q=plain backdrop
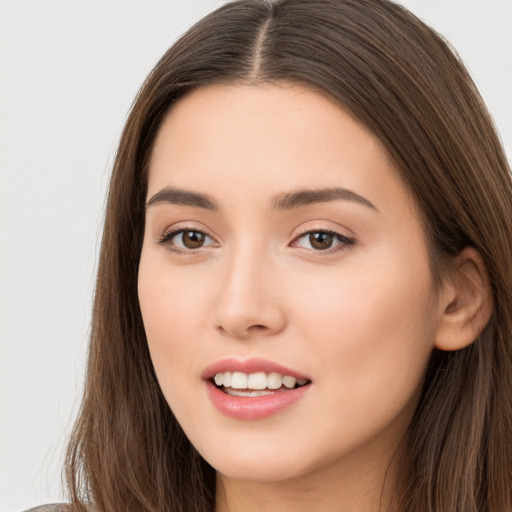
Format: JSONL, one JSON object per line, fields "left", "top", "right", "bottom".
{"left": 0, "top": 1, "right": 511, "bottom": 510}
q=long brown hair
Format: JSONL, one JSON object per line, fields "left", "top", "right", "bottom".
{"left": 65, "top": 1, "right": 512, "bottom": 510}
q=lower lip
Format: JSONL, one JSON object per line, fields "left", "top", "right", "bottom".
{"left": 205, "top": 381, "right": 310, "bottom": 420}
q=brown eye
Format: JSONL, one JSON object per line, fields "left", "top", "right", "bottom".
{"left": 309, "top": 232, "right": 334, "bottom": 250}
{"left": 181, "top": 230, "right": 206, "bottom": 249}
{"left": 293, "top": 229, "right": 355, "bottom": 253}
{"left": 158, "top": 228, "right": 217, "bottom": 253}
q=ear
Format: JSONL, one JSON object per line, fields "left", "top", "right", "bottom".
{"left": 434, "top": 247, "right": 493, "bottom": 351}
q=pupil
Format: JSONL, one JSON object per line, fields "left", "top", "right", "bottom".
{"left": 310, "top": 232, "right": 333, "bottom": 250}
{"left": 183, "top": 231, "right": 205, "bottom": 248}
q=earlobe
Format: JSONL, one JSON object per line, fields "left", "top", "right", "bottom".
{"left": 434, "top": 247, "right": 494, "bottom": 351}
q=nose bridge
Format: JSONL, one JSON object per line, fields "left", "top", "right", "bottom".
{"left": 214, "top": 238, "right": 285, "bottom": 338}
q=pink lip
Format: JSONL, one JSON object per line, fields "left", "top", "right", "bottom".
{"left": 202, "top": 357, "right": 311, "bottom": 420}
{"left": 201, "top": 357, "right": 310, "bottom": 380}
{"left": 205, "top": 381, "right": 310, "bottom": 420}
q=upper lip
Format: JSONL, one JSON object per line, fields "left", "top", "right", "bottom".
{"left": 201, "top": 357, "right": 311, "bottom": 381}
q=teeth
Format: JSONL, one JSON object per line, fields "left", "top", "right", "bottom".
{"left": 248, "top": 372, "right": 267, "bottom": 390}
{"left": 231, "top": 372, "right": 248, "bottom": 389}
{"left": 267, "top": 372, "right": 282, "bottom": 389}
{"left": 282, "top": 376, "right": 297, "bottom": 389}
{"left": 225, "top": 389, "right": 273, "bottom": 397}
{"left": 212, "top": 371, "right": 308, "bottom": 391}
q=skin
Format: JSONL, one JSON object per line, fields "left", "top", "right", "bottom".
{"left": 137, "top": 84, "right": 479, "bottom": 512}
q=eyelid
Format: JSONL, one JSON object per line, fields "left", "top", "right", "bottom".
{"left": 155, "top": 222, "right": 357, "bottom": 256}
{"left": 156, "top": 222, "right": 219, "bottom": 254}
{"left": 290, "top": 226, "right": 356, "bottom": 255}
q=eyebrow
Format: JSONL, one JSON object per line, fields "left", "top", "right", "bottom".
{"left": 145, "top": 186, "right": 378, "bottom": 212}
{"left": 272, "top": 187, "right": 378, "bottom": 212}
{"left": 146, "top": 187, "right": 218, "bottom": 211}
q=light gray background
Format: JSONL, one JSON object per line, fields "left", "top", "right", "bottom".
{"left": 1, "top": 1, "right": 511, "bottom": 510}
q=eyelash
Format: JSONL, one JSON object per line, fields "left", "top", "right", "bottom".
{"left": 292, "top": 227, "right": 356, "bottom": 254}
{"left": 157, "top": 226, "right": 217, "bottom": 255}
{"left": 157, "top": 225, "right": 356, "bottom": 256}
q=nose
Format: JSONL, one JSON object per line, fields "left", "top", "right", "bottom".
{"left": 214, "top": 247, "right": 287, "bottom": 340}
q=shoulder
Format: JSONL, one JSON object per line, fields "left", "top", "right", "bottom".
{"left": 24, "top": 505, "right": 72, "bottom": 512}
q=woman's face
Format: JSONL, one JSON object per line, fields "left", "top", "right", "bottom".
{"left": 138, "top": 84, "right": 444, "bottom": 485}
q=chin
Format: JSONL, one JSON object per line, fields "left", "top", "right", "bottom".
{"left": 207, "top": 452, "right": 311, "bottom": 483}
{"left": 188, "top": 428, "right": 310, "bottom": 482}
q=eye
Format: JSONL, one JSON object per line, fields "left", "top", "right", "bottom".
{"left": 293, "top": 229, "right": 355, "bottom": 253}
{"left": 158, "top": 227, "right": 218, "bottom": 253}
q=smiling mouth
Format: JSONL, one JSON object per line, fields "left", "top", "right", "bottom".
{"left": 212, "top": 371, "right": 311, "bottom": 397}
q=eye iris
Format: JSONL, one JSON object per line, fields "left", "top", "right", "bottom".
{"left": 309, "top": 232, "right": 333, "bottom": 250}
{"left": 182, "top": 231, "right": 205, "bottom": 249}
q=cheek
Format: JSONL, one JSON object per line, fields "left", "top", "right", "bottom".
{"left": 139, "top": 245, "right": 211, "bottom": 333}
{"left": 137, "top": 251, "right": 211, "bottom": 395}
{"left": 288, "top": 247, "right": 438, "bottom": 421}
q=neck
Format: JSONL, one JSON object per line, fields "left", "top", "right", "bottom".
{"left": 215, "top": 444, "right": 401, "bottom": 512}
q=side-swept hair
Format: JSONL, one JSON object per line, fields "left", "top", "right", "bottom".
{"left": 66, "top": 1, "right": 512, "bottom": 511}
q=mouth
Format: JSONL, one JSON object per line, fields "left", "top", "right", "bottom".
{"left": 203, "top": 359, "right": 312, "bottom": 419}
{"left": 212, "top": 371, "right": 311, "bottom": 397}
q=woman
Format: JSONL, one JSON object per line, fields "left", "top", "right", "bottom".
{"left": 32, "top": 0, "right": 512, "bottom": 510}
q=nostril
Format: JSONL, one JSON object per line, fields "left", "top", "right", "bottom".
{"left": 246, "top": 324, "right": 269, "bottom": 334}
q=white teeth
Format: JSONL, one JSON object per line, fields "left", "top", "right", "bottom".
{"left": 231, "top": 372, "right": 248, "bottom": 389}
{"left": 225, "top": 389, "right": 273, "bottom": 397}
{"left": 212, "top": 371, "right": 309, "bottom": 391}
{"left": 267, "top": 372, "right": 282, "bottom": 390}
{"left": 282, "top": 376, "right": 297, "bottom": 389}
{"left": 247, "top": 372, "right": 267, "bottom": 390}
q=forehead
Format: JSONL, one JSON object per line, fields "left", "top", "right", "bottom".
{"left": 147, "top": 84, "right": 412, "bottom": 217}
